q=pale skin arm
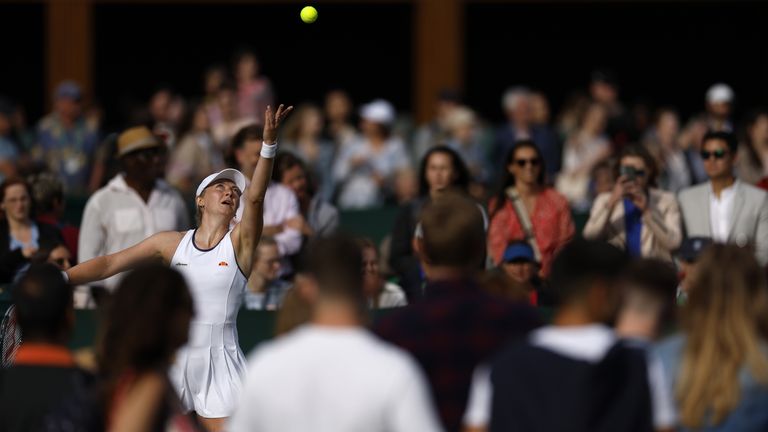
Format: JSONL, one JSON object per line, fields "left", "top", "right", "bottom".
{"left": 232, "top": 104, "right": 293, "bottom": 276}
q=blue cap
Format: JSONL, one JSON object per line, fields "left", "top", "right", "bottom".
{"left": 55, "top": 80, "right": 82, "bottom": 101}
{"left": 502, "top": 242, "right": 535, "bottom": 263}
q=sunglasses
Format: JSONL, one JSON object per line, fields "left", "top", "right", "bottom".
{"left": 515, "top": 158, "right": 541, "bottom": 167}
{"left": 700, "top": 149, "right": 728, "bottom": 160}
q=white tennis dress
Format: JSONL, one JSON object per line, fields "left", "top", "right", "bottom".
{"left": 169, "top": 229, "right": 248, "bottom": 418}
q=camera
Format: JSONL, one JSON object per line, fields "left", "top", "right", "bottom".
{"left": 620, "top": 165, "right": 638, "bottom": 181}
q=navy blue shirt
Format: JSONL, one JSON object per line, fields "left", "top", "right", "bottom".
{"left": 624, "top": 198, "right": 643, "bottom": 257}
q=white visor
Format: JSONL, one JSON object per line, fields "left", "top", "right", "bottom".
{"left": 196, "top": 168, "right": 248, "bottom": 197}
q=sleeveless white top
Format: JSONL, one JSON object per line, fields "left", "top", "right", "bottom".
{"left": 168, "top": 229, "right": 248, "bottom": 418}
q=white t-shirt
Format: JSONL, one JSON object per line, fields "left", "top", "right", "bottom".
{"left": 709, "top": 181, "right": 737, "bottom": 243}
{"left": 463, "top": 324, "right": 674, "bottom": 429}
{"left": 229, "top": 325, "right": 442, "bottom": 432}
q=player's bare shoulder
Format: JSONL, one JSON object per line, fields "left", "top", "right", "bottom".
{"left": 153, "top": 230, "right": 188, "bottom": 262}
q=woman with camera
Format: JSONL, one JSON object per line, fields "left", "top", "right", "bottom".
{"left": 583, "top": 145, "right": 682, "bottom": 261}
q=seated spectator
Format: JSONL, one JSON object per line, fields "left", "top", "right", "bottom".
{"left": 477, "top": 268, "right": 530, "bottom": 304}
{"left": 389, "top": 145, "right": 473, "bottom": 301}
{"left": 212, "top": 84, "right": 253, "bottom": 148}
{"left": 413, "top": 89, "right": 461, "bottom": 159}
{"left": 0, "top": 264, "right": 92, "bottom": 432}
{"left": 488, "top": 140, "right": 575, "bottom": 277}
{"left": 202, "top": 65, "right": 227, "bottom": 130}
{"left": 704, "top": 83, "right": 734, "bottom": 133}
{"left": 497, "top": 241, "right": 551, "bottom": 306}
{"left": 376, "top": 193, "right": 540, "bottom": 432}
{"left": 583, "top": 145, "right": 682, "bottom": 261}
{"left": 0, "top": 100, "right": 19, "bottom": 182}
{"left": 677, "top": 114, "right": 709, "bottom": 185}
{"left": 31, "top": 237, "right": 72, "bottom": 271}
{"left": 445, "top": 106, "right": 491, "bottom": 191}
{"left": 464, "top": 239, "right": 667, "bottom": 432}
{"left": 29, "top": 171, "right": 79, "bottom": 262}
{"left": 655, "top": 244, "right": 768, "bottom": 431}
{"left": 529, "top": 90, "right": 551, "bottom": 127}
{"left": 674, "top": 236, "right": 712, "bottom": 304}
{"left": 333, "top": 99, "right": 410, "bottom": 209}
{"left": 589, "top": 69, "right": 635, "bottom": 150}
{"left": 615, "top": 259, "right": 679, "bottom": 342}
{"left": 144, "top": 86, "right": 183, "bottom": 148}
{"left": 99, "top": 264, "right": 197, "bottom": 431}
{"left": 245, "top": 237, "right": 292, "bottom": 311}
{"left": 589, "top": 159, "right": 616, "bottom": 201}
{"left": 359, "top": 238, "right": 407, "bottom": 309}
{"left": 273, "top": 152, "right": 339, "bottom": 238}
{"left": 274, "top": 288, "right": 312, "bottom": 337}
{"left": 643, "top": 108, "right": 692, "bottom": 192}
{"left": 230, "top": 235, "right": 441, "bottom": 432}
{"left": 678, "top": 131, "right": 768, "bottom": 265}
{"left": 736, "top": 109, "right": 768, "bottom": 185}
{"left": 322, "top": 88, "right": 356, "bottom": 150}
{"left": 0, "top": 178, "right": 63, "bottom": 283}
{"left": 32, "top": 81, "right": 101, "bottom": 194}
{"left": 556, "top": 102, "right": 612, "bottom": 210}
{"left": 167, "top": 103, "right": 226, "bottom": 194}
{"left": 78, "top": 126, "right": 190, "bottom": 291}
{"left": 234, "top": 50, "right": 273, "bottom": 122}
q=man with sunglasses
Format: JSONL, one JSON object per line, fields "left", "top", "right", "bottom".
{"left": 78, "top": 126, "right": 190, "bottom": 290}
{"left": 678, "top": 131, "right": 768, "bottom": 265}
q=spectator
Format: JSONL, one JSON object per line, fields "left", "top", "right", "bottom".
{"left": 413, "top": 89, "right": 462, "bottom": 159}
{"left": 28, "top": 172, "right": 79, "bottom": 262}
{"left": 323, "top": 88, "right": 356, "bottom": 150}
{"left": 674, "top": 236, "right": 712, "bottom": 304}
{"left": 166, "top": 103, "right": 226, "bottom": 194}
{"left": 736, "top": 109, "right": 768, "bottom": 185}
{"left": 445, "top": 106, "right": 491, "bottom": 192}
{"left": 230, "top": 235, "right": 442, "bottom": 432}
{"left": 615, "top": 259, "right": 678, "bottom": 342}
{"left": 583, "top": 145, "right": 682, "bottom": 261}
{"left": 279, "top": 104, "right": 336, "bottom": 201}
{"left": 389, "top": 145, "right": 472, "bottom": 301}
{"left": 655, "top": 244, "right": 768, "bottom": 431}
{"left": 0, "top": 178, "right": 62, "bottom": 283}
{"left": 488, "top": 140, "right": 575, "bottom": 277}
{"left": 678, "top": 114, "right": 710, "bottom": 185}
{"left": 244, "top": 237, "right": 292, "bottom": 310}
{"left": 212, "top": 84, "right": 253, "bottom": 149}
{"left": 202, "top": 65, "right": 227, "bottom": 129}
{"left": 376, "top": 193, "right": 540, "bottom": 432}
{"left": 30, "top": 236, "right": 72, "bottom": 271}
{"left": 497, "top": 241, "right": 549, "bottom": 306}
{"left": 0, "top": 264, "right": 92, "bottom": 432}
{"left": 333, "top": 99, "right": 410, "bottom": 209}
{"left": 231, "top": 125, "right": 302, "bottom": 271}
{"left": 477, "top": 267, "right": 530, "bottom": 304}
{"left": 145, "top": 86, "right": 183, "bottom": 148}
{"left": 643, "top": 108, "right": 692, "bottom": 192}
{"left": 464, "top": 239, "right": 667, "bottom": 432}
{"left": 589, "top": 69, "right": 634, "bottom": 149}
{"left": 360, "top": 238, "right": 407, "bottom": 309}
{"left": 529, "top": 91, "right": 551, "bottom": 127}
{"left": 705, "top": 83, "right": 734, "bottom": 132}
{"left": 273, "top": 152, "right": 339, "bottom": 238}
{"left": 32, "top": 81, "right": 101, "bottom": 194}
{"left": 589, "top": 159, "right": 616, "bottom": 201}
{"left": 678, "top": 131, "right": 768, "bottom": 265}
{"left": 78, "top": 126, "right": 190, "bottom": 290}
{"left": 557, "top": 102, "right": 612, "bottom": 210}
{"left": 98, "top": 265, "right": 197, "bottom": 431}
{"left": 0, "top": 99, "right": 19, "bottom": 182}
{"left": 234, "top": 50, "right": 273, "bottom": 122}
{"left": 496, "top": 87, "right": 561, "bottom": 179}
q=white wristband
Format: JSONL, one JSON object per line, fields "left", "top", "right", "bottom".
{"left": 260, "top": 141, "right": 278, "bottom": 159}
{"left": 61, "top": 270, "right": 70, "bottom": 283}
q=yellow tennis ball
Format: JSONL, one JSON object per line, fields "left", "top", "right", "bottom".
{"left": 300, "top": 6, "right": 318, "bottom": 24}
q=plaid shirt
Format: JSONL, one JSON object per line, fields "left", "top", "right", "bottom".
{"left": 375, "top": 278, "right": 541, "bottom": 432}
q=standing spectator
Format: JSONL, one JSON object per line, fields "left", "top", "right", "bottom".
{"left": 323, "top": 88, "right": 356, "bottom": 150}
{"left": 234, "top": 50, "right": 274, "bottom": 122}
{"left": 413, "top": 89, "right": 461, "bottom": 159}
{"left": 678, "top": 131, "right": 768, "bottom": 265}
{"left": 445, "top": 106, "right": 491, "bottom": 193}
{"left": 0, "top": 264, "right": 92, "bottom": 432}
{"left": 705, "top": 83, "right": 735, "bottom": 132}
{"left": 333, "top": 99, "right": 410, "bottom": 209}
{"left": 167, "top": 103, "right": 226, "bottom": 194}
{"left": 496, "top": 87, "right": 561, "bottom": 179}
{"left": 643, "top": 108, "right": 692, "bottom": 192}
{"left": 279, "top": 104, "right": 336, "bottom": 201}
{"left": 464, "top": 239, "right": 667, "bottom": 432}
{"left": 376, "top": 193, "right": 541, "bottom": 432}
{"left": 231, "top": 125, "right": 302, "bottom": 273}
{"left": 488, "top": 140, "right": 575, "bottom": 277}
{"left": 655, "top": 244, "right": 768, "bottom": 431}
{"left": 273, "top": 152, "right": 339, "bottom": 238}
{"left": 32, "top": 81, "right": 101, "bottom": 194}
{"left": 244, "top": 237, "right": 293, "bottom": 311}
{"left": 0, "top": 100, "right": 19, "bottom": 182}
{"left": 583, "top": 145, "right": 682, "bottom": 261}
{"left": 736, "top": 110, "right": 768, "bottom": 185}
{"left": 28, "top": 172, "right": 79, "bottom": 262}
{"left": 589, "top": 69, "right": 634, "bottom": 149}
{"left": 78, "top": 126, "right": 190, "bottom": 290}
{"left": 99, "top": 265, "right": 197, "bottom": 431}
{"left": 360, "top": 238, "right": 407, "bottom": 309}
{"left": 0, "top": 178, "right": 62, "bottom": 283}
{"left": 389, "top": 146, "right": 472, "bottom": 301}
{"left": 230, "top": 235, "right": 441, "bottom": 432}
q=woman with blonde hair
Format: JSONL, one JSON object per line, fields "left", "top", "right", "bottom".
{"left": 655, "top": 244, "right": 768, "bottom": 431}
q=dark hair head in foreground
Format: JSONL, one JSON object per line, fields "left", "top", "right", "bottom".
{"left": 295, "top": 233, "right": 365, "bottom": 309}
{"left": 12, "top": 264, "right": 73, "bottom": 343}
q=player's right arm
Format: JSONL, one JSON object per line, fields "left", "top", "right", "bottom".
{"left": 66, "top": 231, "right": 183, "bottom": 285}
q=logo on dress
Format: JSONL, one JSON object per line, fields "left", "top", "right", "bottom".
{"left": 174, "top": 262, "right": 188, "bottom": 266}
{"left": 218, "top": 261, "right": 229, "bottom": 267}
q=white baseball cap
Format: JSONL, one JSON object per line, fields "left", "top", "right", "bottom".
{"left": 196, "top": 168, "right": 247, "bottom": 197}
{"left": 359, "top": 99, "right": 396, "bottom": 125}
{"left": 706, "top": 83, "right": 734, "bottom": 104}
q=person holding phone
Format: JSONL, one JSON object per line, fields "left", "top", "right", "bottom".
{"left": 583, "top": 144, "right": 682, "bottom": 261}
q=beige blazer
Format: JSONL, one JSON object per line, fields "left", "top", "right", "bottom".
{"left": 583, "top": 189, "right": 682, "bottom": 261}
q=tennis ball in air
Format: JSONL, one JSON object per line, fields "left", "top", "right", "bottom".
{"left": 300, "top": 6, "right": 318, "bottom": 24}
